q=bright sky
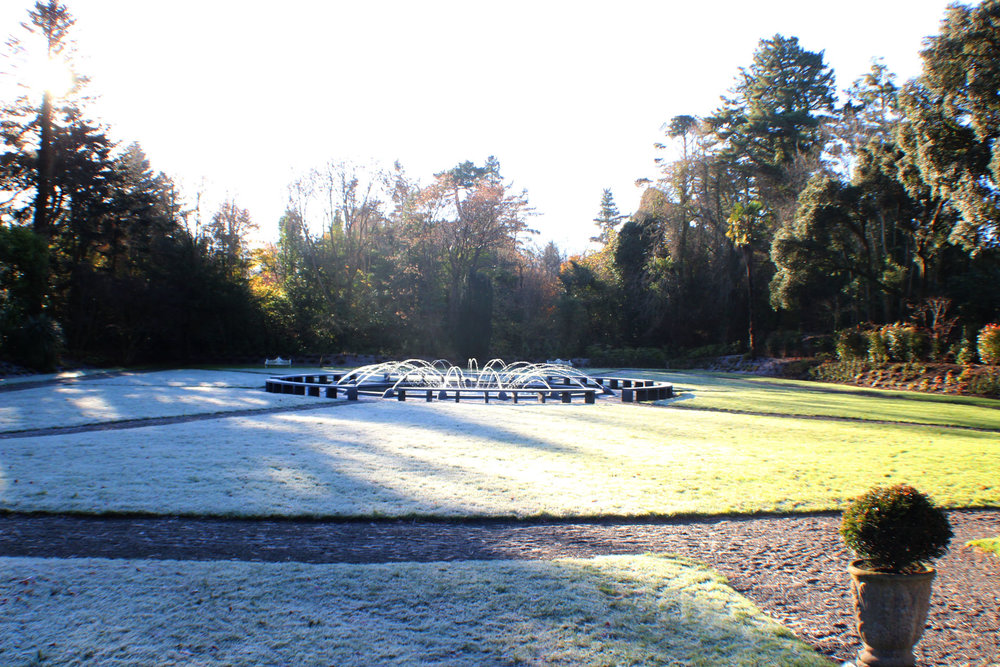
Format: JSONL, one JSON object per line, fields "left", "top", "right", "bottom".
{"left": 1, "top": 0, "right": 965, "bottom": 254}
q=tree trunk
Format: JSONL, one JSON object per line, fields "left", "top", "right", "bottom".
{"left": 29, "top": 91, "right": 55, "bottom": 316}
{"left": 33, "top": 91, "right": 54, "bottom": 240}
{"left": 743, "top": 246, "right": 756, "bottom": 357}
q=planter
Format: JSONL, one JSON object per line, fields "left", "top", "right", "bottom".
{"left": 848, "top": 560, "right": 935, "bottom": 667}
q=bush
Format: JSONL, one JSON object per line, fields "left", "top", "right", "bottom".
{"left": 585, "top": 345, "right": 666, "bottom": 368}
{"left": 810, "top": 359, "right": 867, "bottom": 383}
{"left": 867, "top": 329, "right": 889, "bottom": 363}
{"left": 960, "top": 366, "right": 1000, "bottom": 397}
{"left": 835, "top": 329, "right": 868, "bottom": 361}
{"left": 882, "top": 323, "right": 928, "bottom": 362}
{"left": 802, "top": 334, "right": 835, "bottom": 357}
{"left": 840, "top": 484, "right": 952, "bottom": 573}
{"left": 765, "top": 330, "right": 802, "bottom": 357}
{"left": 956, "top": 337, "right": 975, "bottom": 365}
{"left": 1, "top": 313, "right": 64, "bottom": 372}
{"left": 676, "top": 341, "right": 741, "bottom": 360}
{"left": 978, "top": 324, "right": 1000, "bottom": 365}
{"left": 885, "top": 324, "right": 908, "bottom": 361}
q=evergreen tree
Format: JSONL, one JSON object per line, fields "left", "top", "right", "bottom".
{"left": 591, "top": 188, "right": 624, "bottom": 244}
{"left": 898, "top": 0, "right": 1000, "bottom": 254}
{"left": 708, "top": 34, "right": 836, "bottom": 223}
{"left": 1, "top": 1, "right": 98, "bottom": 318}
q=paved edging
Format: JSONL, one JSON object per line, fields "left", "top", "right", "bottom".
{"left": 0, "top": 401, "right": 353, "bottom": 440}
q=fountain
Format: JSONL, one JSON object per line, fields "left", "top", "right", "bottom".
{"left": 265, "top": 359, "right": 673, "bottom": 404}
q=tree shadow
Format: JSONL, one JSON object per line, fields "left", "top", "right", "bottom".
{"left": 0, "top": 554, "right": 828, "bottom": 666}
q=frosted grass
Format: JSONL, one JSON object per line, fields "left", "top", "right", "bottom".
{"left": 0, "top": 369, "right": 314, "bottom": 433}
{"left": 2, "top": 398, "right": 997, "bottom": 517}
{"left": 0, "top": 554, "right": 829, "bottom": 667}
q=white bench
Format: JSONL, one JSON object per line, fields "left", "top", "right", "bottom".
{"left": 265, "top": 357, "right": 292, "bottom": 367}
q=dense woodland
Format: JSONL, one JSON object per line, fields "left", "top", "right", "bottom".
{"left": 2, "top": 1, "right": 999, "bottom": 372}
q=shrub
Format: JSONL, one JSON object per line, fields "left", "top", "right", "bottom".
{"left": 909, "top": 330, "right": 929, "bottom": 361}
{"left": 809, "top": 359, "right": 867, "bottom": 384}
{"left": 978, "top": 324, "right": 1000, "bottom": 365}
{"left": 840, "top": 484, "right": 952, "bottom": 573}
{"left": 867, "top": 329, "right": 889, "bottom": 363}
{"left": 956, "top": 337, "right": 975, "bottom": 365}
{"left": 765, "top": 330, "right": 802, "bottom": 357}
{"left": 885, "top": 324, "right": 908, "bottom": 361}
{"left": 680, "top": 341, "right": 740, "bottom": 360}
{"left": 944, "top": 370, "right": 959, "bottom": 392}
{"left": 1, "top": 314, "right": 64, "bottom": 372}
{"left": 835, "top": 329, "right": 868, "bottom": 361}
{"left": 585, "top": 345, "right": 666, "bottom": 368}
{"left": 882, "top": 323, "right": 928, "bottom": 362}
{"left": 961, "top": 367, "right": 1000, "bottom": 397}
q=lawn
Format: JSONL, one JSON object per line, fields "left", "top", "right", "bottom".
{"left": 967, "top": 537, "right": 1000, "bottom": 558}
{"left": 1, "top": 378, "right": 997, "bottom": 518}
{"left": 0, "top": 554, "right": 829, "bottom": 667}
{"left": 626, "top": 370, "right": 1000, "bottom": 431}
{"left": 3, "top": 367, "right": 997, "bottom": 666}
{"left": 0, "top": 369, "right": 303, "bottom": 433}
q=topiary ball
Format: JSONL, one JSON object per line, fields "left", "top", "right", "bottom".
{"left": 840, "top": 483, "right": 952, "bottom": 573}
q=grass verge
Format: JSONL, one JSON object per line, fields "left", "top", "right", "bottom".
{"left": 0, "top": 554, "right": 829, "bottom": 667}
{"left": 966, "top": 537, "right": 1000, "bottom": 558}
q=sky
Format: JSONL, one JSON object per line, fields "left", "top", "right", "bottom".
{"left": 1, "top": 0, "right": 968, "bottom": 254}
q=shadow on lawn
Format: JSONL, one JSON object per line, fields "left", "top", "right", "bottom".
{"left": 224, "top": 402, "right": 610, "bottom": 518}
{"left": 0, "top": 555, "right": 828, "bottom": 666}
{"left": 0, "top": 369, "right": 286, "bottom": 434}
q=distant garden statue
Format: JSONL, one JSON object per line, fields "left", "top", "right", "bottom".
{"left": 266, "top": 359, "right": 672, "bottom": 404}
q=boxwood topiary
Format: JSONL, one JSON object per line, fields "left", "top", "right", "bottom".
{"left": 840, "top": 483, "right": 952, "bottom": 573}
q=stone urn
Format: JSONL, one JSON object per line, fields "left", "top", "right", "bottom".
{"left": 848, "top": 560, "right": 935, "bottom": 667}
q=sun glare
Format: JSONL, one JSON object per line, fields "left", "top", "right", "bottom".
{"left": 26, "top": 55, "right": 76, "bottom": 99}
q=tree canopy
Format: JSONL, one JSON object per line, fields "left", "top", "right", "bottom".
{"left": 2, "top": 2, "right": 998, "bottom": 371}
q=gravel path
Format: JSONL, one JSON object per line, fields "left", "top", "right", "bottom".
{"left": 2, "top": 510, "right": 997, "bottom": 666}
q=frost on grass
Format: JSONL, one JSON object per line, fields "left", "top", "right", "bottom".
{"left": 0, "top": 369, "right": 313, "bottom": 433}
{"left": 0, "top": 554, "right": 827, "bottom": 667}
{"left": 2, "top": 397, "right": 999, "bottom": 517}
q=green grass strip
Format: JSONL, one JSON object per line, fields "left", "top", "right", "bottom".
{"left": 628, "top": 371, "right": 1000, "bottom": 431}
{"left": 966, "top": 537, "right": 1000, "bottom": 558}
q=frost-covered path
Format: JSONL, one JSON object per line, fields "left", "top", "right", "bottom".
{"left": 0, "top": 401, "right": 343, "bottom": 439}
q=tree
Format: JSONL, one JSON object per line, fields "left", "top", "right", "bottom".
{"left": 0, "top": 3, "right": 277, "bottom": 367}
{"left": 708, "top": 34, "right": 836, "bottom": 224}
{"left": 591, "top": 188, "right": 624, "bottom": 244}
{"left": 558, "top": 253, "right": 620, "bottom": 355}
{"left": 830, "top": 60, "right": 900, "bottom": 174}
{"left": 656, "top": 115, "right": 699, "bottom": 265}
{"left": 726, "top": 200, "right": 770, "bottom": 355}
{"left": 3, "top": 1, "right": 79, "bottom": 240}
{"left": 422, "top": 158, "right": 534, "bottom": 358}
{"left": 0, "top": 223, "right": 58, "bottom": 368}
{"left": 1, "top": 1, "right": 98, "bottom": 316}
{"left": 205, "top": 200, "right": 257, "bottom": 277}
{"left": 897, "top": 0, "right": 1000, "bottom": 254}
{"left": 770, "top": 138, "right": 958, "bottom": 331}
{"left": 646, "top": 112, "right": 756, "bottom": 351}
